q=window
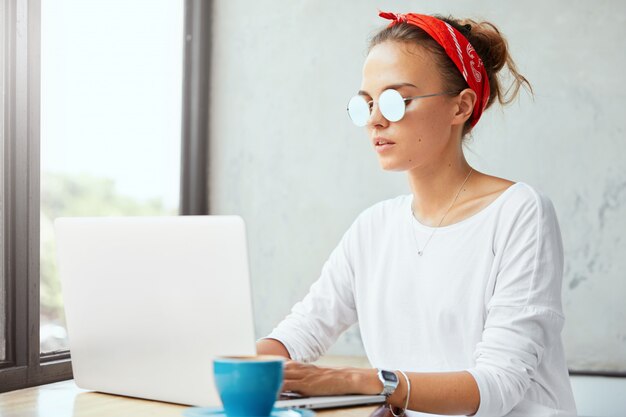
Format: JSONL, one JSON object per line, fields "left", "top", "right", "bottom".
{"left": 39, "top": 0, "right": 184, "bottom": 354}
{"left": 1, "top": 0, "right": 48, "bottom": 390}
{"left": 1, "top": 0, "right": 209, "bottom": 392}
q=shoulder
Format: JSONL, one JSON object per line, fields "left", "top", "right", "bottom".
{"left": 467, "top": 172, "right": 561, "bottom": 241}
{"left": 494, "top": 182, "right": 562, "bottom": 246}
{"left": 334, "top": 195, "right": 409, "bottom": 252}
{"left": 471, "top": 172, "right": 555, "bottom": 216}
{"left": 343, "top": 194, "right": 410, "bottom": 236}
{"left": 500, "top": 182, "right": 558, "bottom": 218}
{"left": 357, "top": 194, "right": 411, "bottom": 222}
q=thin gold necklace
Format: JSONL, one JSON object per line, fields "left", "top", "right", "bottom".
{"left": 411, "top": 168, "right": 473, "bottom": 256}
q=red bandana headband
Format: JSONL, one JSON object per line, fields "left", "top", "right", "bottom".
{"left": 379, "top": 11, "right": 490, "bottom": 127}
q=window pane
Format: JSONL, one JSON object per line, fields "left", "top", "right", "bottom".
{"left": 40, "top": 0, "right": 184, "bottom": 353}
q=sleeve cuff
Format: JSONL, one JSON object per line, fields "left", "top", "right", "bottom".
{"left": 262, "top": 330, "right": 308, "bottom": 362}
{"left": 465, "top": 368, "right": 490, "bottom": 417}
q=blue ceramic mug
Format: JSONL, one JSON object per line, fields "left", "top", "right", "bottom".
{"left": 213, "top": 355, "right": 285, "bottom": 416}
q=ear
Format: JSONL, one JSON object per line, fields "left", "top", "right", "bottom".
{"left": 451, "top": 88, "right": 477, "bottom": 126}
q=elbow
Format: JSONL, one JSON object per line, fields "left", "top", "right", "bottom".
{"left": 469, "top": 364, "right": 532, "bottom": 417}
{"left": 256, "top": 338, "right": 291, "bottom": 359}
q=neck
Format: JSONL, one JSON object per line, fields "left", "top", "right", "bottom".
{"left": 407, "top": 150, "right": 473, "bottom": 225}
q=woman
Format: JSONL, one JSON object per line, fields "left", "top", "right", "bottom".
{"left": 257, "top": 11, "right": 577, "bottom": 417}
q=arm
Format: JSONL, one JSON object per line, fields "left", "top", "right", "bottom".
{"left": 463, "top": 191, "right": 567, "bottom": 416}
{"left": 256, "top": 338, "right": 291, "bottom": 359}
{"left": 283, "top": 363, "right": 480, "bottom": 415}
{"left": 382, "top": 370, "right": 479, "bottom": 415}
{"left": 261, "top": 218, "right": 361, "bottom": 363}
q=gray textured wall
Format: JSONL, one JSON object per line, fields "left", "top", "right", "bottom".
{"left": 209, "top": 0, "right": 626, "bottom": 372}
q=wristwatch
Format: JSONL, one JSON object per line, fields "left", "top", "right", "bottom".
{"left": 377, "top": 369, "right": 399, "bottom": 396}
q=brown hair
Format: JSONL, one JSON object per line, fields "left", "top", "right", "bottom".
{"left": 369, "top": 15, "right": 532, "bottom": 135}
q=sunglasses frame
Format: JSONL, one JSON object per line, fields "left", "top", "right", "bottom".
{"left": 346, "top": 88, "right": 461, "bottom": 127}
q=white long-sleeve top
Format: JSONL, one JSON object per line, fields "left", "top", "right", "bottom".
{"left": 266, "top": 182, "right": 577, "bottom": 417}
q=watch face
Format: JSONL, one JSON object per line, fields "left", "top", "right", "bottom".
{"left": 381, "top": 370, "right": 398, "bottom": 383}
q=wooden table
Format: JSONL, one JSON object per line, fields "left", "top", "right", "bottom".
{"left": 0, "top": 380, "right": 378, "bottom": 416}
{"left": 0, "top": 356, "right": 379, "bottom": 417}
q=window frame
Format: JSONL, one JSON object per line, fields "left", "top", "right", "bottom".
{"left": 0, "top": 0, "right": 73, "bottom": 391}
{"left": 0, "top": 0, "right": 6, "bottom": 367}
{"left": 180, "top": 0, "right": 211, "bottom": 215}
{"left": 1, "top": 0, "right": 211, "bottom": 392}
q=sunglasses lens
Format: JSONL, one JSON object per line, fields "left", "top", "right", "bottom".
{"left": 347, "top": 96, "right": 370, "bottom": 127}
{"left": 379, "top": 89, "right": 405, "bottom": 122}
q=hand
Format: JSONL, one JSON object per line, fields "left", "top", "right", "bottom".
{"left": 282, "top": 360, "right": 370, "bottom": 397}
{"left": 282, "top": 361, "right": 350, "bottom": 396}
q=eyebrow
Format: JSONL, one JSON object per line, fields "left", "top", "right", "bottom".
{"left": 358, "top": 82, "right": 418, "bottom": 97}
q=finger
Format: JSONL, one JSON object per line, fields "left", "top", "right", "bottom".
{"left": 281, "top": 380, "right": 292, "bottom": 392}
{"left": 281, "top": 379, "right": 305, "bottom": 394}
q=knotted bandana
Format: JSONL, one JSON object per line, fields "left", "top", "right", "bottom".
{"left": 379, "top": 11, "right": 490, "bottom": 127}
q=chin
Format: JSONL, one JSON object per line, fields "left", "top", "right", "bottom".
{"left": 378, "top": 159, "right": 410, "bottom": 172}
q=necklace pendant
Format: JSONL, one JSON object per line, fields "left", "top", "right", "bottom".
{"left": 418, "top": 251, "right": 423, "bottom": 256}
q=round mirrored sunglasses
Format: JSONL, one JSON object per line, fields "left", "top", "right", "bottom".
{"left": 346, "top": 88, "right": 460, "bottom": 127}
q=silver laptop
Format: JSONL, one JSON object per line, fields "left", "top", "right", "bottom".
{"left": 55, "top": 216, "right": 385, "bottom": 409}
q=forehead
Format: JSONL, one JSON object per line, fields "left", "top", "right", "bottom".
{"left": 361, "top": 41, "right": 443, "bottom": 95}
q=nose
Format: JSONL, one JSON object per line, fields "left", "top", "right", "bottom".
{"left": 367, "top": 101, "right": 389, "bottom": 129}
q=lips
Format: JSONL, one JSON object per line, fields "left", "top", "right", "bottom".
{"left": 373, "top": 137, "right": 396, "bottom": 154}
{"left": 374, "top": 137, "right": 396, "bottom": 147}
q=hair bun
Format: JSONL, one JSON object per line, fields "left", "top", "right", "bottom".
{"left": 444, "top": 16, "right": 532, "bottom": 107}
